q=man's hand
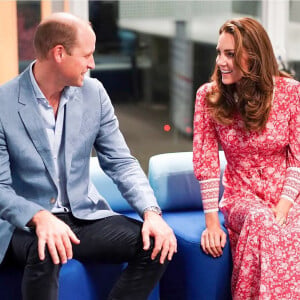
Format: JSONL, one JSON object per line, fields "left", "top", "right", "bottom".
{"left": 142, "top": 211, "right": 177, "bottom": 264}
{"left": 28, "top": 210, "right": 80, "bottom": 264}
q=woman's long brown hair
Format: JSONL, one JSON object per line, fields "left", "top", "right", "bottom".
{"left": 207, "top": 17, "right": 291, "bottom": 131}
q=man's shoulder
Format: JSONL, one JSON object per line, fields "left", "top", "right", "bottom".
{"left": 0, "top": 68, "right": 31, "bottom": 98}
{"left": 82, "top": 76, "right": 103, "bottom": 90}
{"left": 79, "top": 77, "right": 109, "bottom": 100}
{"left": 0, "top": 76, "right": 23, "bottom": 110}
{"left": 0, "top": 74, "right": 21, "bottom": 93}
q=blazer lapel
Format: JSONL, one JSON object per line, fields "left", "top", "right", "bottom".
{"left": 64, "top": 88, "right": 83, "bottom": 177}
{"left": 17, "top": 71, "right": 57, "bottom": 184}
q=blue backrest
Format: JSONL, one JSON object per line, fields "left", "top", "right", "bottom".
{"left": 89, "top": 157, "right": 133, "bottom": 212}
{"left": 148, "top": 151, "right": 226, "bottom": 212}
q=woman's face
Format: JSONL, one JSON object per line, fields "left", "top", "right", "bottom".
{"left": 216, "top": 32, "right": 246, "bottom": 85}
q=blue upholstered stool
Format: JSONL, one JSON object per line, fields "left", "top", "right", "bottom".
{"left": 148, "top": 151, "right": 232, "bottom": 300}
{"left": 0, "top": 260, "right": 159, "bottom": 300}
{"left": 0, "top": 261, "right": 124, "bottom": 300}
{"left": 0, "top": 157, "right": 159, "bottom": 300}
{"left": 160, "top": 212, "right": 232, "bottom": 300}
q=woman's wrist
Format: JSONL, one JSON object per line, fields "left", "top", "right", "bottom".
{"left": 205, "top": 211, "right": 221, "bottom": 228}
{"left": 276, "top": 197, "right": 293, "bottom": 213}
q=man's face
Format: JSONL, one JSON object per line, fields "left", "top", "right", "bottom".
{"left": 61, "top": 26, "right": 96, "bottom": 87}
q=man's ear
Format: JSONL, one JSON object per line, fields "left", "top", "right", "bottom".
{"left": 52, "top": 45, "right": 66, "bottom": 63}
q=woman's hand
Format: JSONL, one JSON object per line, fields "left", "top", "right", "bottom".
{"left": 201, "top": 212, "right": 227, "bottom": 258}
{"left": 272, "top": 198, "right": 293, "bottom": 226}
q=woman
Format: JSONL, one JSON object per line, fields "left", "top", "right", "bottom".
{"left": 193, "top": 17, "right": 300, "bottom": 299}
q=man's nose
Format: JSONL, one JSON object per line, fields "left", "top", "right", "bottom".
{"left": 89, "top": 55, "right": 95, "bottom": 70}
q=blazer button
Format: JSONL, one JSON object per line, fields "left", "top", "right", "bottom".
{"left": 50, "top": 197, "right": 56, "bottom": 204}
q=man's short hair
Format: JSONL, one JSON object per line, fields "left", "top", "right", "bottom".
{"left": 33, "top": 18, "right": 78, "bottom": 59}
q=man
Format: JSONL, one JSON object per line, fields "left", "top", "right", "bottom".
{"left": 0, "top": 12, "right": 176, "bottom": 300}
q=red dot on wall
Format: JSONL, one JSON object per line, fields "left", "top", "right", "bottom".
{"left": 164, "top": 124, "right": 171, "bottom": 132}
{"left": 185, "top": 127, "right": 192, "bottom": 134}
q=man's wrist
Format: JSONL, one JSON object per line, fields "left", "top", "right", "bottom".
{"left": 143, "top": 206, "right": 162, "bottom": 216}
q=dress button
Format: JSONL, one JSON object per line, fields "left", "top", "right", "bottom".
{"left": 50, "top": 197, "right": 56, "bottom": 204}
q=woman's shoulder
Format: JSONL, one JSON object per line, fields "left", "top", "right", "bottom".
{"left": 275, "top": 76, "right": 300, "bottom": 91}
{"left": 196, "top": 81, "right": 216, "bottom": 96}
{"left": 274, "top": 77, "right": 300, "bottom": 111}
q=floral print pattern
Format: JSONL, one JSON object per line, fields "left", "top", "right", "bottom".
{"left": 193, "top": 77, "right": 300, "bottom": 299}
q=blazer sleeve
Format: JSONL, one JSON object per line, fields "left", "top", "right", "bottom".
{"left": 0, "top": 117, "right": 45, "bottom": 229}
{"left": 91, "top": 79, "right": 159, "bottom": 216}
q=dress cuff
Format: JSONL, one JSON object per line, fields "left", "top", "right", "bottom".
{"left": 281, "top": 167, "right": 300, "bottom": 204}
{"left": 199, "top": 179, "right": 219, "bottom": 213}
{"left": 203, "top": 208, "right": 219, "bottom": 214}
{"left": 279, "top": 196, "right": 295, "bottom": 204}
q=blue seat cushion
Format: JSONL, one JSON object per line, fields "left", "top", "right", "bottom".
{"left": 160, "top": 211, "right": 232, "bottom": 300}
{"left": 148, "top": 152, "right": 226, "bottom": 212}
{"left": 0, "top": 260, "right": 124, "bottom": 300}
{"left": 0, "top": 257, "right": 159, "bottom": 300}
{"left": 90, "top": 157, "right": 132, "bottom": 212}
{"left": 59, "top": 260, "right": 124, "bottom": 300}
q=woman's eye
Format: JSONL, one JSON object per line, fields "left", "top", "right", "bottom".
{"left": 227, "top": 52, "right": 235, "bottom": 58}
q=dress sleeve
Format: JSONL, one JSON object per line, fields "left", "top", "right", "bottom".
{"left": 281, "top": 82, "right": 300, "bottom": 205}
{"left": 193, "top": 83, "right": 220, "bottom": 213}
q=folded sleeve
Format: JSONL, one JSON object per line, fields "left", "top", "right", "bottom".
{"left": 193, "top": 83, "right": 220, "bottom": 213}
{"left": 281, "top": 82, "right": 300, "bottom": 204}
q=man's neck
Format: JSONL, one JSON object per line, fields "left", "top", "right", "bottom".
{"left": 33, "top": 60, "right": 63, "bottom": 118}
{"left": 33, "top": 60, "right": 63, "bottom": 102}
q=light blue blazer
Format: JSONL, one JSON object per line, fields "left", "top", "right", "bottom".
{"left": 0, "top": 67, "right": 158, "bottom": 263}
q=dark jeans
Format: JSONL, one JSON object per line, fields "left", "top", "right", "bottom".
{"left": 3, "top": 214, "right": 167, "bottom": 300}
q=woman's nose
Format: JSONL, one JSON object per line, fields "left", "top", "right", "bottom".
{"left": 216, "top": 55, "right": 226, "bottom": 66}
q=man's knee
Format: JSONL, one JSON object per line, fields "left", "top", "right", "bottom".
{"left": 11, "top": 229, "right": 57, "bottom": 270}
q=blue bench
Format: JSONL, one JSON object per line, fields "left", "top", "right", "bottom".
{"left": 0, "top": 157, "right": 159, "bottom": 300}
{"left": 148, "top": 151, "right": 232, "bottom": 300}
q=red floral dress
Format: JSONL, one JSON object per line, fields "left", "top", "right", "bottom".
{"left": 193, "top": 77, "right": 300, "bottom": 300}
